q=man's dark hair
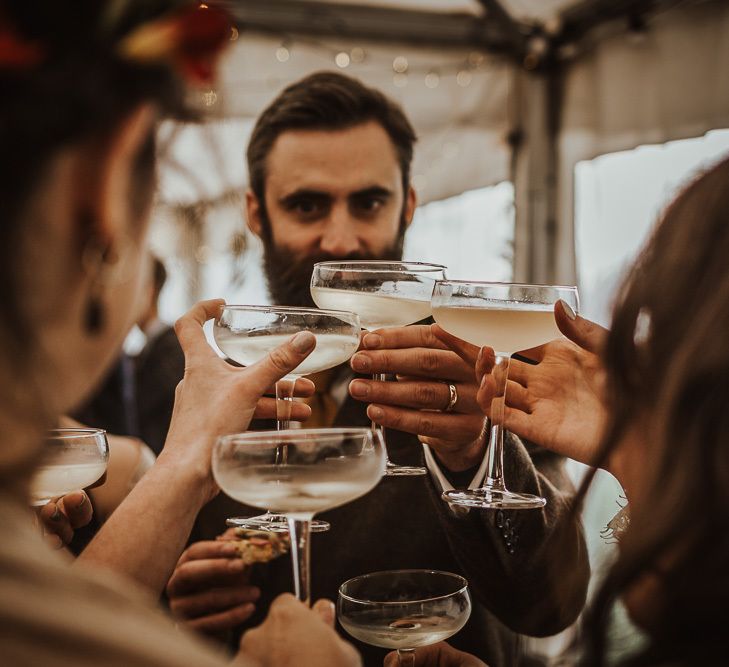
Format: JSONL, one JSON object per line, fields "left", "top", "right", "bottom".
{"left": 246, "top": 71, "right": 417, "bottom": 236}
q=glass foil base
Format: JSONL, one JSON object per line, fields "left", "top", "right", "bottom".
{"left": 442, "top": 487, "right": 546, "bottom": 510}
{"left": 226, "top": 514, "right": 330, "bottom": 533}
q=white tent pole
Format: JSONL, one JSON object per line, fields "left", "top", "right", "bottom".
{"left": 513, "top": 69, "right": 559, "bottom": 284}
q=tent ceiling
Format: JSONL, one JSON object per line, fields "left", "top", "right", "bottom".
{"left": 161, "top": 34, "right": 513, "bottom": 207}
{"left": 291, "top": 0, "right": 484, "bottom": 15}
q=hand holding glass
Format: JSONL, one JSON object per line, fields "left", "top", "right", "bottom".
{"left": 214, "top": 306, "right": 361, "bottom": 533}
{"left": 213, "top": 427, "right": 385, "bottom": 605}
{"left": 29, "top": 428, "right": 108, "bottom": 506}
{"left": 311, "top": 261, "right": 447, "bottom": 476}
{"left": 432, "top": 281, "right": 580, "bottom": 509}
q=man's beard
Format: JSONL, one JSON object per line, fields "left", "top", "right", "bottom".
{"left": 261, "top": 222, "right": 406, "bottom": 308}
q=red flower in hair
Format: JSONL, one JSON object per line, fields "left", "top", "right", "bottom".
{"left": 118, "top": 2, "right": 232, "bottom": 86}
{"left": 175, "top": 4, "right": 232, "bottom": 84}
{"left": 0, "top": 15, "right": 44, "bottom": 68}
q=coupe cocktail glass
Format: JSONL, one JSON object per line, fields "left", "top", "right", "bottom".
{"left": 30, "top": 428, "right": 108, "bottom": 506}
{"left": 311, "top": 261, "right": 447, "bottom": 476}
{"left": 432, "top": 281, "right": 579, "bottom": 509}
{"left": 213, "top": 427, "right": 385, "bottom": 604}
{"left": 338, "top": 569, "right": 471, "bottom": 667}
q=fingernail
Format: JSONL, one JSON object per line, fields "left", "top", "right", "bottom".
{"left": 362, "top": 333, "right": 382, "bottom": 349}
{"left": 368, "top": 406, "right": 384, "bottom": 420}
{"left": 228, "top": 559, "right": 246, "bottom": 572}
{"left": 480, "top": 374, "right": 488, "bottom": 389}
{"left": 558, "top": 299, "right": 576, "bottom": 320}
{"left": 50, "top": 506, "right": 62, "bottom": 521}
{"left": 76, "top": 492, "right": 86, "bottom": 507}
{"left": 349, "top": 380, "right": 369, "bottom": 398}
{"left": 477, "top": 347, "right": 484, "bottom": 364}
{"left": 351, "top": 354, "right": 370, "bottom": 372}
{"left": 291, "top": 331, "right": 316, "bottom": 353}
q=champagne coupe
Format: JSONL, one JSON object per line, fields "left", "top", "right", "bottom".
{"left": 213, "top": 427, "right": 385, "bottom": 605}
{"left": 432, "top": 281, "right": 580, "bottom": 509}
{"left": 214, "top": 305, "right": 361, "bottom": 533}
{"left": 338, "top": 569, "right": 471, "bottom": 667}
{"left": 29, "top": 428, "right": 109, "bottom": 506}
{"left": 310, "top": 261, "right": 448, "bottom": 476}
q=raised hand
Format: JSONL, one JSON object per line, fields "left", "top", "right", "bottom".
{"left": 79, "top": 300, "right": 317, "bottom": 595}
{"left": 160, "top": 299, "right": 317, "bottom": 499}
{"left": 432, "top": 300, "right": 610, "bottom": 470}
{"left": 238, "top": 594, "right": 360, "bottom": 667}
{"left": 348, "top": 325, "right": 485, "bottom": 471}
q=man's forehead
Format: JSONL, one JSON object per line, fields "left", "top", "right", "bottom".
{"left": 263, "top": 121, "right": 403, "bottom": 197}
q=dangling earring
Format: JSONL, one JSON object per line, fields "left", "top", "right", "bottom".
{"left": 81, "top": 236, "right": 116, "bottom": 336}
{"left": 85, "top": 286, "right": 105, "bottom": 334}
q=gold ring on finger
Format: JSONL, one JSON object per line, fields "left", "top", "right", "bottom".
{"left": 444, "top": 383, "right": 458, "bottom": 412}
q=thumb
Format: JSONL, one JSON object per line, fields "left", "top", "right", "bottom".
{"left": 555, "top": 300, "right": 607, "bottom": 355}
{"left": 244, "top": 331, "right": 316, "bottom": 396}
{"left": 312, "top": 599, "right": 336, "bottom": 627}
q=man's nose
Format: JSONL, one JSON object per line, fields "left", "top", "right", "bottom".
{"left": 319, "top": 209, "right": 362, "bottom": 257}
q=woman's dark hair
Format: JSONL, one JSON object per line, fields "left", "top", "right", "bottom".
{"left": 0, "top": 0, "right": 197, "bottom": 477}
{"left": 246, "top": 70, "right": 417, "bottom": 239}
{"left": 581, "top": 155, "right": 729, "bottom": 665}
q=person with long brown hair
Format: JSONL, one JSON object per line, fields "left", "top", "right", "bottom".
{"left": 0, "top": 1, "right": 359, "bottom": 665}
{"left": 428, "top": 155, "right": 729, "bottom": 666}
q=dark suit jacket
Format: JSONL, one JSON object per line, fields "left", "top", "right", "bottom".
{"left": 190, "top": 387, "right": 590, "bottom": 667}
{"left": 135, "top": 326, "right": 185, "bottom": 455}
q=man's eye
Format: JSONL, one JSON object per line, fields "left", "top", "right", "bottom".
{"left": 354, "top": 198, "right": 384, "bottom": 213}
{"left": 290, "top": 200, "right": 326, "bottom": 218}
{"left": 296, "top": 201, "right": 317, "bottom": 213}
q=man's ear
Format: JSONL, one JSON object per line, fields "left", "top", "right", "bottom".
{"left": 403, "top": 184, "right": 417, "bottom": 229}
{"left": 83, "top": 104, "right": 157, "bottom": 245}
{"left": 245, "top": 190, "right": 263, "bottom": 239}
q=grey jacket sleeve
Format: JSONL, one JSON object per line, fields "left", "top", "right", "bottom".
{"left": 427, "top": 432, "right": 590, "bottom": 637}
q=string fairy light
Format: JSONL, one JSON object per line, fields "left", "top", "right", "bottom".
{"left": 254, "top": 37, "right": 496, "bottom": 91}
{"left": 335, "top": 51, "right": 350, "bottom": 68}
{"left": 456, "top": 69, "right": 472, "bottom": 87}
{"left": 424, "top": 70, "right": 440, "bottom": 89}
{"left": 392, "top": 55, "right": 408, "bottom": 73}
{"left": 275, "top": 43, "right": 290, "bottom": 62}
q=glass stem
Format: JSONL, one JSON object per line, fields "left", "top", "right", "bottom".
{"left": 287, "top": 516, "right": 311, "bottom": 606}
{"left": 275, "top": 377, "right": 296, "bottom": 431}
{"left": 397, "top": 649, "right": 416, "bottom": 667}
{"left": 372, "top": 372, "right": 394, "bottom": 468}
{"left": 481, "top": 353, "right": 510, "bottom": 493}
{"left": 370, "top": 373, "right": 387, "bottom": 436}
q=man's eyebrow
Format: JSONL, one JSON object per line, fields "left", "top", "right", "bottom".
{"left": 348, "top": 186, "right": 394, "bottom": 199}
{"left": 278, "top": 189, "right": 332, "bottom": 206}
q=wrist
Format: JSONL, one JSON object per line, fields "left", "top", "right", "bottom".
{"left": 433, "top": 434, "right": 486, "bottom": 472}
{"left": 153, "top": 447, "right": 216, "bottom": 507}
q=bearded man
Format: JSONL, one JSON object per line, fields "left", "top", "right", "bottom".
{"left": 174, "top": 72, "right": 589, "bottom": 667}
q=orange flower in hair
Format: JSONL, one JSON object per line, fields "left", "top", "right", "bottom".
{"left": 118, "top": 2, "right": 231, "bottom": 85}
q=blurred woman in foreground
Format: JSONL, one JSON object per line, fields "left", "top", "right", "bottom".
{"left": 0, "top": 1, "right": 357, "bottom": 665}
{"left": 432, "top": 156, "right": 729, "bottom": 666}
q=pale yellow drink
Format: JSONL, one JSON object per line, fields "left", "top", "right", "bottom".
{"left": 311, "top": 287, "right": 431, "bottom": 330}
{"left": 432, "top": 304, "right": 559, "bottom": 354}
